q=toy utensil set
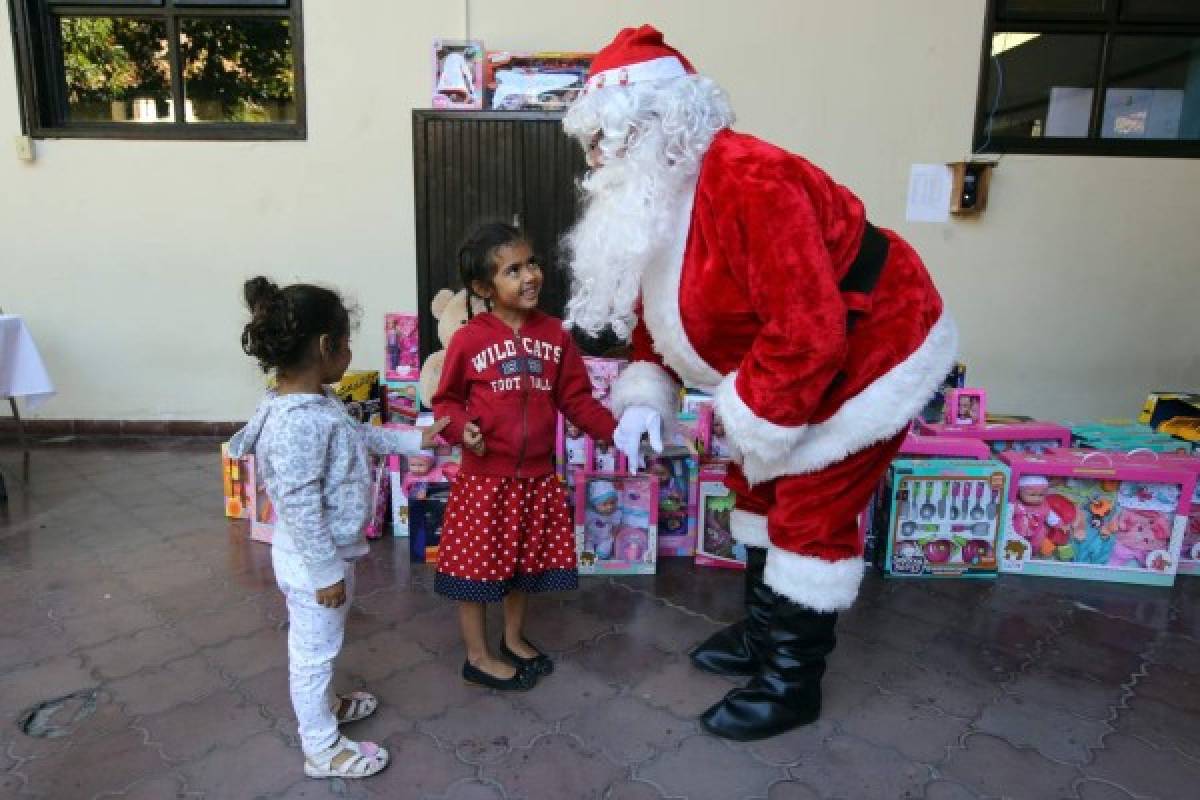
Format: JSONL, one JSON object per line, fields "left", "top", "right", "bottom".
{"left": 874, "top": 458, "right": 1011, "bottom": 578}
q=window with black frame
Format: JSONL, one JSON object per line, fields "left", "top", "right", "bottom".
{"left": 9, "top": 0, "right": 304, "bottom": 139}
{"left": 975, "top": 0, "right": 1200, "bottom": 156}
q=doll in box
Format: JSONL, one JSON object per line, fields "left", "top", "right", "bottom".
{"left": 401, "top": 449, "right": 441, "bottom": 494}
{"left": 1011, "top": 475, "right": 1080, "bottom": 559}
{"left": 619, "top": 481, "right": 652, "bottom": 530}
{"left": 592, "top": 441, "right": 618, "bottom": 472}
{"left": 710, "top": 413, "right": 732, "bottom": 460}
{"left": 647, "top": 456, "right": 689, "bottom": 537}
{"left": 583, "top": 480, "right": 621, "bottom": 559}
{"left": 564, "top": 422, "right": 588, "bottom": 468}
{"left": 1184, "top": 511, "right": 1200, "bottom": 561}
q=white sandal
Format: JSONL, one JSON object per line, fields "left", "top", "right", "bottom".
{"left": 304, "top": 735, "right": 389, "bottom": 779}
{"left": 333, "top": 691, "right": 378, "bottom": 724}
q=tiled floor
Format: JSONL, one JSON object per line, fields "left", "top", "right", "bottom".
{"left": 1, "top": 439, "right": 1198, "bottom": 800}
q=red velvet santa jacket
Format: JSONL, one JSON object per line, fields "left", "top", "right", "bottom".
{"left": 610, "top": 128, "right": 958, "bottom": 490}
{"left": 433, "top": 311, "right": 617, "bottom": 478}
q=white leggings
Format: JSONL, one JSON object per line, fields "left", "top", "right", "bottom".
{"left": 272, "top": 546, "right": 355, "bottom": 755}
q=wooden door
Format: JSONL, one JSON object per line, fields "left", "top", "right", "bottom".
{"left": 413, "top": 110, "right": 590, "bottom": 360}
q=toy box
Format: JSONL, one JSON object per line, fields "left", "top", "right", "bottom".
{"left": 645, "top": 445, "right": 700, "bottom": 556}
{"left": 221, "top": 442, "right": 252, "bottom": 519}
{"left": 484, "top": 50, "right": 592, "bottom": 111}
{"left": 1139, "top": 391, "right": 1200, "bottom": 428}
{"left": 673, "top": 404, "right": 713, "bottom": 458}
{"left": 872, "top": 458, "right": 1009, "bottom": 578}
{"left": 384, "top": 313, "right": 420, "bottom": 383}
{"left": 998, "top": 449, "right": 1196, "bottom": 586}
{"left": 681, "top": 388, "right": 713, "bottom": 416}
{"left": 433, "top": 40, "right": 484, "bottom": 110}
{"left": 333, "top": 370, "right": 386, "bottom": 425}
{"left": 385, "top": 381, "right": 420, "bottom": 423}
{"left": 386, "top": 423, "right": 461, "bottom": 537}
{"left": 918, "top": 420, "right": 1070, "bottom": 456}
{"left": 409, "top": 481, "right": 452, "bottom": 564}
{"left": 1105, "top": 451, "right": 1200, "bottom": 575}
{"left": 709, "top": 408, "right": 735, "bottom": 461}
{"left": 586, "top": 437, "right": 626, "bottom": 474}
{"left": 244, "top": 460, "right": 275, "bottom": 544}
{"left": 945, "top": 388, "right": 986, "bottom": 427}
{"left": 364, "top": 458, "right": 390, "bottom": 540}
{"left": 695, "top": 463, "right": 746, "bottom": 569}
{"left": 919, "top": 362, "right": 967, "bottom": 424}
{"left": 556, "top": 414, "right": 590, "bottom": 491}
{"left": 899, "top": 431, "right": 994, "bottom": 460}
{"left": 575, "top": 472, "right": 659, "bottom": 575}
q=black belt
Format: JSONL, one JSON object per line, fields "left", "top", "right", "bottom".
{"left": 838, "top": 220, "right": 889, "bottom": 297}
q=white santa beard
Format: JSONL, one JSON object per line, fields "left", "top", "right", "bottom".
{"left": 563, "top": 135, "right": 696, "bottom": 340}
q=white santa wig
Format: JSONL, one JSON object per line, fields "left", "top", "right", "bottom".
{"left": 561, "top": 75, "right": 735, "bottom": 339}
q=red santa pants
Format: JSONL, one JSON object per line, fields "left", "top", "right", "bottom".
{"left": 725, "top": 430, "right": 906, "bottom": 562}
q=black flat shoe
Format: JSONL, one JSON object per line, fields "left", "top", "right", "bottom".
{"left": 499, "top": 639, "right": 554, "bottom": 676}
{"left": 462, "top": 660, "right": 537, "bottom": 691}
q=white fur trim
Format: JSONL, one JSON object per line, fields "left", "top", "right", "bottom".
{"left": 585, "top": 56, "right": 689, "bottom": 93}
{"left": 764, "top": 549, "right": 865, "bottom": 612}
{"left": 737, "top": 312, "right": 959, "bottom": 485}
{"left": 608, "top": 361, "right": 679, "bottom": 421}
{"left": 640, "top": 179, "right": 724, "bottom": 391}
{"left": 714, "top": 371, "right": 807, "bottom": 478}
{"left": 730, "top": 510, "right": 771, "bottom": 548}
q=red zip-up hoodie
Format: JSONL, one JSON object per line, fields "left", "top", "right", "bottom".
{"left": 433, "top": 310, "right": 617, "bottom": 478}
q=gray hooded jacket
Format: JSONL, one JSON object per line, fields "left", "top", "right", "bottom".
{"left": 229, "top": 391, "right": 421, "bottom": 589}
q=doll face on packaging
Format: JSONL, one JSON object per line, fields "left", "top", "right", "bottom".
{"left": 592, "top": 496, "right": 618, "bottom": 515}
{"left": 566, "top": 423, "right": 582, "bottom": 439}
{"left": 1018, "top": 485, "right": 1047, "bottom": 505}
{"left": 409, "top": 456, "right": 435, "bottom": 476}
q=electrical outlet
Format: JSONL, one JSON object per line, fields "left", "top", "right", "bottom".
{"left": 14, "top": 136, "right": 34, "bottom": 162}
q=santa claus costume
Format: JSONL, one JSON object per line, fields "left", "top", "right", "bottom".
{"left": 562, "top": 26, "right": 958, "bottom": 740}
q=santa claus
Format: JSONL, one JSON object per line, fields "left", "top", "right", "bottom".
{"left": 562, "top": 26, "right": 957, "bottom": 741}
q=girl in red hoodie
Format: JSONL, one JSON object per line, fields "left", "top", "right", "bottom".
{"left": 433, "top": 222, "right": 617, "bottom": 690}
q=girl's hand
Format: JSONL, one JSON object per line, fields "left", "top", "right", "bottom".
{"left": 316, "top": 580, "right": 347, "bottom": 609}
{"left": 463, "top": 422, "right": 486, "bottom": 456}
{"left": 420, "top": 417, "right": 451, "bottom": 449}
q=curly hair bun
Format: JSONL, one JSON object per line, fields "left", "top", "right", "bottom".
{"left": 244, "top": 276, "right": 281, "bottom": 313}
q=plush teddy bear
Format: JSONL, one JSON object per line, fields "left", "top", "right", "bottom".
{"left": 418, "top": 288, "right": 488, "bottom": 408}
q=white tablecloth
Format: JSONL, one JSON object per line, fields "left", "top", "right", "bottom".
{"left": 0, "top": 315, "right": 56, "bottom": 411}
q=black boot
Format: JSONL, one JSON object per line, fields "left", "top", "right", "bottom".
{"left": 689, "top": 547, "right": 770, "bottom": 677}
{"left": 699, "top": 592, "right": 838, "bottom": 741}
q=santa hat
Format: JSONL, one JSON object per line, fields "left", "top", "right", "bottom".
{"left": 1018, "top": 475, "right": 1049, "bottom": 489}
{"left": 588, "top": 480, "right": 618, "bottom": 506}
{"left": 584, "top": 25, "right": 696, "bottom": 94}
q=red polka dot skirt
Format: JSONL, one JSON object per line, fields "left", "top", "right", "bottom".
{"left": 434, "top": 472, "right": 578, "bottom": 602}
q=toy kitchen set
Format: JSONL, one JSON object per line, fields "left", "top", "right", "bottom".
{"left": 872, "top": 458, "right": 1011, "bottom": 578}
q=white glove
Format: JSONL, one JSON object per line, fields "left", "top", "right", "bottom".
{"left": 614, "top": 405, "right": 664, "bottom": 474}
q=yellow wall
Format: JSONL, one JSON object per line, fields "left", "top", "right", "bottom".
{"left": 2, "top": 0, "right": 1197, "bottom": 422}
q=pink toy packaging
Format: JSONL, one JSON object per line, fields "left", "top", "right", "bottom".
{"left": 645, "top": 445, "right": 700, "bottom": 557}
{"left": 384, "top": 313, "right": 420, "bottom": 383}
{"left": 385, "top": 421, "right": 461, "bottom": 537}
{"left": 944, "top": 389, "right": 986, "bottom": 427}
{"left": 388, "top": 455, "right": 410, "bottom": 536}
{"left": 999, "top": 449, "right": 1196, "bottom": 586}
{"left": 385, "top": 381, "right": 420, "bottom": 423}
{"left": 899, "top": 432, "right": 994, "bottom": 460}
{"left": 364, "top": 457, "right": 391, "bottom": 540}
{"left": 919, "top": 420, "right": 1071, "bottom": 456}
{"left": 432, "top": 40, "right": 484, "bottom": 110}
{"left": 244, "top": 460, "right": 275, "bottom": 544}
{"left": 673, "top": 404, "right": 713, "bottom": 458}
{"left": 575, "top": 472, "right": 659, "bottom": 575}
{"left": 556, "top": 414, "right": 590, "bottom": 484}
{"left": 1114, "top": 451, "right": 1200, "bottom": 575}
{"left": 695, "top": 463, "right": 746, "bottom": 569}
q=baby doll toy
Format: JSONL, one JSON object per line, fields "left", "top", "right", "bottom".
{"left": 614, "top": 525, "right": 649, "bottom": 562}
{"left": 584, "top": 480, "right": 621, "bottom": 560}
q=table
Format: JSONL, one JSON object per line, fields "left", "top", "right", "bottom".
{"left": 0, "top": 314, "right": 56, "bottom": 500}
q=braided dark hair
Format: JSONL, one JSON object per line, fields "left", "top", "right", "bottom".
{"left": 457, "top": 222, "right": 529, "bottom": 319}
{"left": 240, "top": 277, "right": 353, "bottom": 373}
